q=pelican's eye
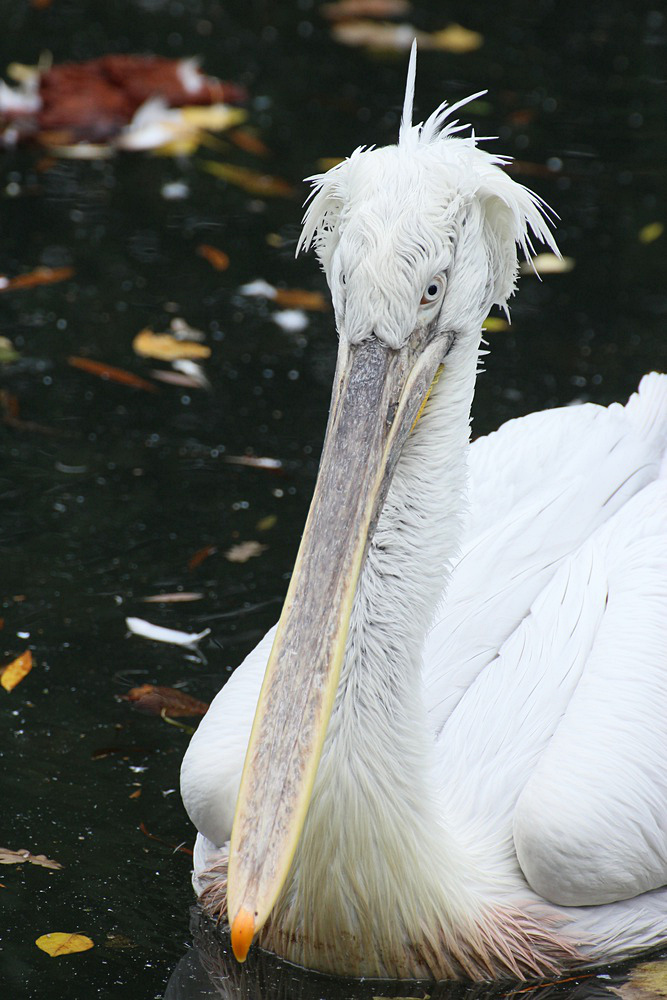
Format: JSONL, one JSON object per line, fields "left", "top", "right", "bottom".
{"left": 420, "top": 274, "right": 446, "bottom": 307}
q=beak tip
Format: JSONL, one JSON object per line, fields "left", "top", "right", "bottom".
{"left": 231, "top": 906, "right": 255, "bottom": 963}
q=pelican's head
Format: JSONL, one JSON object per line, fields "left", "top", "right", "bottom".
{"left": 298, "top": 48, "right": 556, "bottom": 352}
{"left": 227, "top": 45, "right": 556, "bottom": 961}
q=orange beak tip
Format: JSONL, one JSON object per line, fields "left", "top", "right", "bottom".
{"left": 231, "top": 907, "right": 255, "bottom": 963}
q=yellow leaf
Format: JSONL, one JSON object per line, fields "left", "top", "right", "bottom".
{"left": 202, "top": 161, "right": 294, "bottom": 198}
{"left": 483, "top": 316, "right": 509, "bottom": 332}
{"left": 132, "top": 330, "right": 211, "bottom": 361}
{"left": 35, "top": 933, "right": 94, "bottom": 957}
{"left": 180, "top": 105, "right": 246, "bottom": 131}
{"left": 256, "top": 515, "right": 278, "bottom": 532}
{"left": 429, "top": 24, "right": 483, "bottom": 53}
{"left": 638, "top": 221, "right": 664, "bottom": 245}
{"left": 1, "top": 650, "right": 33, "bottom": 692}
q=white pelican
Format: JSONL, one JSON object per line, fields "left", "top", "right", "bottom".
{"left": 180, "top": 46, "right": 667, "bottom": 981}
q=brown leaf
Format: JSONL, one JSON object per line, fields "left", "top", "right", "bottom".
{"left": 196, "top": 243, "right": 230, "bottom": 271}
{"left": 129, "top": 789, "right": 142, "bottom": 799}
{"left": 0, "top": 266, "right": 74, "bottom": 293}
{"left": 68, "top": 356, "right": 158, "bottom": 392}
{"left": 121, "top": 684, "right": 209, "bottom": 717}
{"left": 202, "top": 160, "right": 294, "bottom": 198}
{"left": 1, "top": 650, "right": 33, "bottom": 692}
{"left": 227, "top": 127, "right": 270, "bottom": 157}
{"left": 139, "top": 821, "right": 193, "bottom": 855}
{"left": 322, "top": 0, "right": 412, "bottom": 20}
{"left": 224, "top": 540, "right": 267, "bottom": 563}
{"left": 273, "top": 287, "right": 328, "bottom": 311}
{"left": 188, "top": 544, "right": 218, "bottom": 570}
{"left": 35, "top": 932, "right": 93, "bottom": 957}
{"left": 0, "top": 846, "right": 62, "bottom": 869}
{"left": 132, "top": 329, "right": 211, "bottom": 361}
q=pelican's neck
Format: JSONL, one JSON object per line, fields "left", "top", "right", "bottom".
{"left": 270, "top": 331, "right": 487, "bottom": 976}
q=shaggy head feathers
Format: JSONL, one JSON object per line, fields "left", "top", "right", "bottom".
{"left": 297, "top": 43, "right": 557, "bottom": 349}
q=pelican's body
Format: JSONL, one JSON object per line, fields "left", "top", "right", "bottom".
{"left": 181, "top": 50, "right": 667, "bottom": 980}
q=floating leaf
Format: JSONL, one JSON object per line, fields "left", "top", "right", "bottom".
{"left": 129, "top": 788, "right": 142, "bottom": 799}
{"left": 638, "top": 221, "right": 664, "bottom": 245}
{"left": 149, "top": 368, "right": 208, "bottom": 389}
{"left": 68, "top": 356, "right": 158, "bottom": 392}
{"left": 125, "top": 617, "right": 211, "bottom": 647}
{"left": 322, "top": 0, "right": 412, "bottom": 20}
{"left": 483, "top": 316, "right": 510, "bottom": 332}
{"left": 520, "top": 253, "right": 575, "bottom": 276}
{"left": 0, "top": 846, "right": 62, "bottom": 869}
{"left": 35, "top": 933, "right": 94, "bottom": 957}
{"left": 272, "top": 309, "right": 309, "bottom": 332}
{"left": 202, "top": 160, "right": 294, "bottom": 198}
{"left": 0, "top": 337, "right": 20, "bottom": 363}
{"left": 256, "top": 514, "right": 278, "bottom": 532}
{"left": 117, "top": 102, "right": 246, "bottom": 155}
{"left": 223, "top": 455, "right": 283, "bottom": 472}
{"left": 429, "top": 24, "right": 484, "bottom": 53}
{"left": 188, "top": 544, "right": 218, "bottom": 570}
{"left": 331, "top": 20, "right": 482, "bottom": 53}
{"left": 141, "top": 592, "right": 204, "bottom": 603}
{"left": 139, "top": 821, "right": 193, "bottom": 855}
{"left": 0, "top": 266, "right": 74, "bottom": 293}
{"left": 239, "top": 279, "right": 326, "bottom": 310}
{"left": 273, "top": 288, "right": 327, "bottom": 311}
{"left": 168, "top": 317, "right": 206, "bottom": 341}
{"left": 121, "top": 684, "right": 209, "bottom": 717}
{"left": 132, "top": 329, "right": 211, "bottom": 361}
{"left": 1, "top": 650, "right": 33, "bottom": 692}
{"left": 41, "top": 142, "right": 113, "bottom": 160}
{"left": 228, "top": 127, "right": 270, "bottom": 157}
{"left": 225, "top": 541, "right": 267, "bottom": 563}
{"left": 197, "top": 243, "right": 230, "bottom": 271}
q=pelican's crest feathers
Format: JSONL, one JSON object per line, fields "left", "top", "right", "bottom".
{"left": 297, "top": 44, "right": 558, "bottom": 317}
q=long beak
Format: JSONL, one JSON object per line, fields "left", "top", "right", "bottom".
{"left": 227, "top": 328, "right": 446, "bottom": 961}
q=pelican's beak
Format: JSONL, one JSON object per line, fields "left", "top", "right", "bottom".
{"left": 227, "top": 328, "right": 446, "bottom": 960}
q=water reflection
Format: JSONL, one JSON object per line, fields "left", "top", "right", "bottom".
{"left": 165, "top": 910, "right": 643, "bottom": 1000}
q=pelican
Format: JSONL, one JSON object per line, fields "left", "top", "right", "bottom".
{"left": 180, "top": 46, "right": 667, "bottom": 981}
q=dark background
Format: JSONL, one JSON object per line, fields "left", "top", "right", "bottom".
{"left": 0, "top": 1, "right": 665, "bottom": 997}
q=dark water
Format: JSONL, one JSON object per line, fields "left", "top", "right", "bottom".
{"left": 0, "top": 1, "right": 665, "bottom": 997}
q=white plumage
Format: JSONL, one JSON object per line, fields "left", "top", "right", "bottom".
{"left": 181, "top": 46, "right": 667, "bottom": 981}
